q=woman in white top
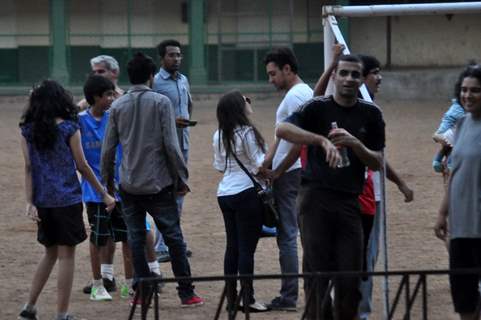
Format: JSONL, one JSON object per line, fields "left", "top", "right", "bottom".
{"left": 213, "top": 90, "right": 271, "bottom": 313}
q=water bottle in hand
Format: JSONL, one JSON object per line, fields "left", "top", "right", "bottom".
{"left": 330, "top": 122, "right": 350, "bottom": 168}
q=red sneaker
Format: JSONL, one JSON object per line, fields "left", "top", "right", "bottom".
{"left": 181, "top": 295, "right": 204, "bottom": 307}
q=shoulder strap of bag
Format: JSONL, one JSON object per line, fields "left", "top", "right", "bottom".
{"left": 128, "top": 89, "right": 149, "bottom": 109}
{"left": 230, "top": 151, "right": 263, "bottom": 191}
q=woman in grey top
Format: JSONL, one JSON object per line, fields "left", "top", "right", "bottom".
{"left": 435, "top": 65, "right": 481, "bottom": 320}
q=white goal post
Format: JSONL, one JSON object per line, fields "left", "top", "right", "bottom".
{"left": 321, "top": 2, "right": 481, "bottom": 319}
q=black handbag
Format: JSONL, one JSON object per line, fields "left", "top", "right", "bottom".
{"left": 231, "top": 152, "right": 279, "bottom": 228}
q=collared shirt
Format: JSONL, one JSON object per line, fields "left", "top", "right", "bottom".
{"left": 153, "top": 68, "right": 191, "bottom": 152}
{"left": 101, "top": 85, "right": 188, "bottom": 195}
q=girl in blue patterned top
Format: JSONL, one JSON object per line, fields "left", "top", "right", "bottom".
{"left": 18, "top": 80, "right": 115, "bottom": 320}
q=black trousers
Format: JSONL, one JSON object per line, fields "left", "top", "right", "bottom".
{"left": 298, "top": 183, "right": 363, "bottom": 320}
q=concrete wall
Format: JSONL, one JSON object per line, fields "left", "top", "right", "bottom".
{"left": 350, "top": 14, "right": 481, "bottom": 67}
{"left": 380, "top": 68, "right": 460, "bottom": 101}
{"left": 0, "top": 0, "right": 480, "bottom": 86}
{"left": 1, "top": 0, "right": 479, "bottom": 67}
{"left": 205, "top": 0, "right": 322, "bottom": 46}
{"left": 0, "top": 0, "right": 50, "bottom": 47}
{"left": 69, "top": 0, "right": 189, "bottom": 47}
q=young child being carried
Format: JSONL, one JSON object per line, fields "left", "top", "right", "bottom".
{"left": 431, "top": 64, "right": 481, "bottom": 174}
{"left": 432, "top": 98, "right": 464, "bottom": 174}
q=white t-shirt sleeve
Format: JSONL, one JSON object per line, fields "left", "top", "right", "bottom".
{"left": 241, "top": 128, "right": 265, "bottom": 174}
{"left": 212, "top": 130, "right": 225, "bottom": 172}
{"left": 273, "top": 83, "right": 313, "bottom": 171}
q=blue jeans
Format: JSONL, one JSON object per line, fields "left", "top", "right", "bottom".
{"left": 154, "top": 148, "right": 188, "bottom": 253}
{"left": 359, "top": 201, "right": 381, "bottom": 318}
{"left": 120, "top": 185, "right": 194, "bottom": 299}
{"left": 273, "top": 169, "right": 301, "bottom": 305}
{"left": 218, "top": 187, "right": 263, "bottom": 304}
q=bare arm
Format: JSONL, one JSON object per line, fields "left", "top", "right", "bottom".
{"left": 20, "top": 135, "right": 39, "bottom": 221}
{"left": 272, "top": 144, "right": 302, "bottom": 179}
{"left": 77, "top": 98, "right": 89, "bottom": 111}
{"left": 386, "top": 161, "right": 414, "bottom": 202}
{"left": 434, "top": 174, "right": 451, "bottom": 241}
{"left": 70, "top": 131, "right": 115, "bottom": 211}
{"left": 262, "top": 137, "right": 281, "bottom": 169}
{"left": 313, "top": 44, "right": 345, "bottom": 97}
{"left": 276, "top": 122, "right": 340, "bottom": 168}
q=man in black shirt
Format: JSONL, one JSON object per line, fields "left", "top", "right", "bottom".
{"left": 276, "top": 54, "right": 385, "bottom": 319}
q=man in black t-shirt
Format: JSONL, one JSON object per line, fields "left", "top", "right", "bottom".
{"left": 276, "top": 54, "right": 385, "bottom": 319}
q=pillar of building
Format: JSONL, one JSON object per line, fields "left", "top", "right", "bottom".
{"left": 49, "top": 0, "right": 69, "bottom": 84}
{"left": 188, "top": 0, "right": 207, "bottom": 85}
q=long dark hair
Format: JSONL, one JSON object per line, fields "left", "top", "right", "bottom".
{"left": 19, "top": 79, "right": 78, "bottom": 150}
{"left": 454, "top": 61, "right": 479, "bottom": 103}
{"left": 216, "top": 90, "right": 265, "bottom": 161}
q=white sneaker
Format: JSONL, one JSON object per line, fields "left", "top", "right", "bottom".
{"left": 90, "top": 285, "right": 112, "bottom": 301}
{"left": 239, "top": 301, "right": 270, "bottom": 313}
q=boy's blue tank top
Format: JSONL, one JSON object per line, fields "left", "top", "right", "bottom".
{"left": 79, "top": 109, "right": 121, "bottom": 203}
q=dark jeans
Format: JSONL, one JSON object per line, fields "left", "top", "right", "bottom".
{"left": 120, "top": 185, "right": 194, "bottom": 299}
{"left": 218, "top": 187, "right": 263, "bottom": 304}
{"left": 449, "top": 238, "right": 481, "bottom": 314}
{"left": 298, "top": 183, "right": 363, "bottom": 320}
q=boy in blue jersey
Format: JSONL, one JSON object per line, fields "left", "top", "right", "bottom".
{"left": 80, "top": 75, "right": 161, "bottom": 303}
{"left": 79, "top": 75, "right": 128, "bottom": 301}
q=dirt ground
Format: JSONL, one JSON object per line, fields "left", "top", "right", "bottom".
{"left": 0, "top": 93, "right": 457, "bottom": 320}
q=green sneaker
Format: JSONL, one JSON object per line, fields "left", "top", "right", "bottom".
{"left": 120, "top": 283, "right": 130, "bottom": 299}
{"left": 90, "top": 285, "right": 112, "bottom": 301}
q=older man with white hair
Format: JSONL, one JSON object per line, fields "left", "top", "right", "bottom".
{"left": 78, "top": 55, "right": 124, "bottom": 110}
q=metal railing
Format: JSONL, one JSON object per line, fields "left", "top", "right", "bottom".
{"left": 128, "top": 268, "right": 481, "bottom": 320}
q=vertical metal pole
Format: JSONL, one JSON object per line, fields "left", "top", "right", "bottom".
{"left": 127, "top": 0, "right": 132, "bottom": 58}
{"left": 49, "top": 0, "right": 69, "bottom": 84}
{"left": 322, "top": 13, "right": 335, "bottom": 96}
{"left": 380, "top": 160, "right": 390, "bottom": 319}
{"left": 154, "top": 283, "right": 159, "bottom": 320}
{"left": 253, "top": 49, "right": 258, "bottom": 82}
{"left": 386, "top": 16, "right": 392, "bottom": 68}
{"left": 216, "top": 0, "right": 222, "bottom": 82}
{"left": 288, "top": 0, "right": 294, "bottom": 46}
{"left": 268, "top": 0, "right": 273, "bottom": 48}
{"left": 189, "top": 0, "right": 208, "bottom": 85}
{"left": 306, "top": 0, "right": 311, "bottom": 42}
{"left": 405, "top": 275, "right": 410, "bottom": 320}
{"left": 422, "top": 275, "right": 427, "bottom": 320}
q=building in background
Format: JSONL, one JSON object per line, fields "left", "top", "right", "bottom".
{"left": 0, "top": 0, "right": 479, "bottom": 89}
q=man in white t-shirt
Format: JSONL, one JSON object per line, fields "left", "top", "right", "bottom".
{"left": 262, "top": 47, "right": 313, "bottom": 311}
